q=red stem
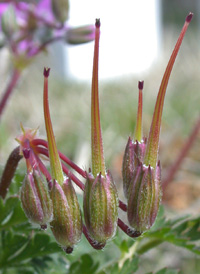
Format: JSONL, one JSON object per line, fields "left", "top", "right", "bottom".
{"left": 35, "top": 146, "right": 85, "bottom": 190}
{"left": 83, "top": 225, "right": 105, "bottom": 250}
{"left": 119, "top": 200, "right": 127, "bottom": 212}
{"left": 162, "top": 116, "right": 200, "bottom": 190}
{"left": 34, "top": 141, "right": 128, "bottom": 211}
{"left": 0, "top": 68, "right": 21, "bottom": 119}
{"left": 33, "top": 153, "right": 52, "bottom": 188}
{"left": 117, "top": 218, "right": 141, "bottom": 238}
{"left": 32, "top": 139, "right": 86, "bottom": 178}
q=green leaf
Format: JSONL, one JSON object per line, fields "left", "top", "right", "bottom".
{"left": 109, "top": 263, "right": 119, "bottom": 274}
{"left": 143, "top": 212, "right": 200, "bottom": 255}
{"left": 119, "top": 240, "right": 129, "bottom": 253}
{"left": 0, "top": 230, "right": 28, "bottom": 267}
{"left": 154, "top": 267, "right": 180, "bottom": 274}
{"left": 9, "top": 171, "right": 25, "bottom": 196}
{"left": 100, "top": 257, "right": 138, "bottom": 274}
{"left": 120, "top": 257, "right": 139, "bottom": 274}
{"left": 0, "top": 230, "right": 61, "bottom": 269}
{"left": 0, "top": 196, "right": 28, "bottom": 230}
{"left": 8, "top": 232, "right": 61, "bottom": 264}
{"left": 68, "top": 254, "right": 99, "bottom": 274}
{"left": 30, "top": 256, "right": 52, "bottom": 273}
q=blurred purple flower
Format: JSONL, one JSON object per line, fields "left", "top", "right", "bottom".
{"left": 0, "top": 0, "right": 62, "bottom": 65}
{"left": 0, "top": 0, "right": 95, "bottom": 74}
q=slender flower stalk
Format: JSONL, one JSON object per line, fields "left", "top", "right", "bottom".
{"left": 0, "top": 68, "right": 21, "bottom": 119}
{"left": 34, "top": 141, "right": 129, "bottom": 212}
{"left": 35, "top": 145, "right": 85, "bottom": 191}
{"left": 32, "top": 138, "right": 87, "bottom": 178}
{"left": 117, "top": 218, "right": 141, "bottom": 238}
{"left": 144, "top": 13, "right": 193, "bottom": 168}
{"left": 91, "top": 19, "right": 105, "bottom": 177}
{"left": 162, "top": 115, "right": 200, "bottom": 190}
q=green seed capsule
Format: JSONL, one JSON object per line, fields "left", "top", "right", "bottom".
{"left": 127, "top": 162, "right": 162, "bottom": 233}
{"left": 83, "top": 170, "right": 118, "bottom": 244}
{"left": 51, "top": 0, "right": 69, "bottom": 23}
{"left": 50, "top": 178, "right": 82, "bottom": 253}
{"left": 20, "top": 170, "right": 53, "bottom": 229}
{"left": 122, "top": 137, "right": 146, "bottom": 198}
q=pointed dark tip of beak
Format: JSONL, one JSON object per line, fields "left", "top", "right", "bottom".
{"left": 95, "top": 18, "right": 101, "bottom": 28}
{"left": 186, "top": 12, "right": 193, "bottom": 23}
{"left": 43, "top": 67, "right": 50, "bottom": 78}
{"left": 138, "top": 80, "right": 144, "bottom": 90}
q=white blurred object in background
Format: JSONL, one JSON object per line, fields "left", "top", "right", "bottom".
{"left": 64, "top": 0, "right": 161, "bottom": 80}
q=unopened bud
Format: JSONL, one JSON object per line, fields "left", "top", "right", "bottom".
{"left": 66, "top": 25, "right": 95, "bottom": 45}
{"left": 20, "top": 170, "right": 53, "bottom": 229}
{"left": 127, "top": 162, "right": 162, "bottom": 233}
{"left": 50, "top": 178, "right": 82, "bottom": 253}
{"left": 51, "top": 0, "right": 69, "bottom": 23}
{"left": 122, "top": 137, "right": 146, "bottom": 198}
{"left": 1, "top": 5, "right": 18, "bottom": 37}
{"left": 83, "top": 170, "right": 118, "bottom": 244}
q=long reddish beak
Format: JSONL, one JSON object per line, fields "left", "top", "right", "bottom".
{"left": 144, "top": 13, "right": 193, "bottom": 168}
{"left": 91, "top": 19, "right": 106, "bottom": 177}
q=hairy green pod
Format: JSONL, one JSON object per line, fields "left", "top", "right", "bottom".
{"left": 50, "top": 178, "right": 82, "bottom": 253}
{"left": 84, "top": 170, "right": 118, "bottom": 244}
{"left": 20, "top": 170, "right": 53, "bottom": 229}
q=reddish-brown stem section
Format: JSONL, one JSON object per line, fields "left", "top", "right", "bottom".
{"left": 0, "top": 146, "right": 23, "bottom": 199}
{"left": 117, "top": 218, "right": 141, "bottom": 238}
{"left": 0, "top": 68, "right": 21, "bottom": 119}
{"left": 119, "top": 200, "right": 127, "bottom": 212}
{"left": 34, "top": 140, "right": 128, "bottom": 211}
{"left": 32, "top": 139, "right": 86, "bottom": 178}
{"left": 33, "top": 153, "right": 52, "bottom": 188}
{"left": 83, "top": 225, "right": 105, "bottom": 250}
{"left": 162, "top": 116, "right": 200, "bottom": 190}
{"left": 35, "top": 146, "right": 85, "bottom": 190}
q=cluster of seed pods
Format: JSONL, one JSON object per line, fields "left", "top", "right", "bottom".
{"left": 12, "top": 14, "right": 193, "bottom": 253}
